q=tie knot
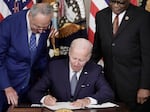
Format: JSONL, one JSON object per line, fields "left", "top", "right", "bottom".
{"left": 31, "top": 33, "right": 36, "bottom": 38}
{"left": 74, "top": 71, "right": 77, "bottom": 74}
{"left": 114, "top": 15, "right": 119, "bottom": 22}
{"left": 32, "top": 32, "right": 35, "bottom": 35}
{"left": 72, "top": 72, "right": 77, "bottom": 80}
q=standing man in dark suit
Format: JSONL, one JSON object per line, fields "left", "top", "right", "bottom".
{"left": 0, "top": 3, "right": 53, "bottom": 112}
{"left": 92, "top": 0, "right": 150, "bottom": 111}
{"left": 28, "top": 38, "right": 114, "bottom": 107}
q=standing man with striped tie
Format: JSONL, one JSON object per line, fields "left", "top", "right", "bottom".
{"left": 92, "top": 0, "right": 150, "bottom": 111}
{"left": 0, "top": 3, "right": 53, "bottom": 112}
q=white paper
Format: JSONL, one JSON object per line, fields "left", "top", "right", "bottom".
{"left": 42, "top": 102, "right": 119, "bottom": 110}
{"left": 43, "top": 102, "right": 81, "bottom": 110}
{"left": 31, "top": 104, "right": 43, "bottom": 107}
{"left": 87, "top": 102, "right": 119, "bottom": 108}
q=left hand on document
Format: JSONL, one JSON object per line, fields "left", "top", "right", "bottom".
{"left": 71, "top": 97, "right": 90, "bottom": 108}
{"left": 44, "top": 95, "right": 57, "bottom": 106}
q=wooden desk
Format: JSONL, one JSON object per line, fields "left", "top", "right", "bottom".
{"left": 7, "top": 104, "right": 130, "bottom": 112}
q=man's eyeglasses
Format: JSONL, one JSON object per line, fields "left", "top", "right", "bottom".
{"left": 32, "top": 22, "right": 52, "bottom": 30}
{"left": 110, "top": 0, "right": 126, "bottom": 5}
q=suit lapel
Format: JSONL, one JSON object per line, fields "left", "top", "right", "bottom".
{"left": 35, "top": 32, "right": 48, "bottom": 59}
{"left": 104, "top": 9, "right": 113, "bottom": 39}
{"left": 17, "top": 16, "right": 30, "bottom": 60}
{"left": 63, "top": 60, "right": 72, "bottom": 98}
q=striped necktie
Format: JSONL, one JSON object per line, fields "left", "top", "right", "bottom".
{"left": 30, "top": 33, "right": 37, "bottom": 64}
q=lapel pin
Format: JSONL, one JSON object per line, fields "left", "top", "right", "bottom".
{"left": 125, "top": 16, "right": 129, "bottom": 20}
{"left": 86, "top": 84, "right": 90, "bottom": 87}
{"left": 81, "top": 85, "right": 86, "bottom": 88}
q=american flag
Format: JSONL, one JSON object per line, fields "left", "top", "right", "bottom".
{"left": 0, "top": 0, "right": 36, "bottom": 22}
{"left": 88, "top": 0, "right": 139, "bottom": 43}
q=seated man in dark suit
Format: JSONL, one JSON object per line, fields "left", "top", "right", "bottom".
{"left": 28, "top": 38, "right": 114, "bottom": 107}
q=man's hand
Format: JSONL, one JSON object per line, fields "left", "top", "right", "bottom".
{"left": 4, "top": 87, "right": 18, "bottom": 105}
{"left": 43, "top": 95, "right": 57, "bottom": 106}
{"left": 71, "top": 98, "right": 91, "bottom": 108}
{"left": 137, "top": 89, "right": 150, "bottom": 104}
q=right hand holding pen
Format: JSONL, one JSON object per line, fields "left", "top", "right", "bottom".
{"left": 44, "top": 95, "right": 57, "bottom": 106}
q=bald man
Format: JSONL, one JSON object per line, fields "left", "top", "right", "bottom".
{"left": 28, "top": 38, "right": 114, "bottom": 108}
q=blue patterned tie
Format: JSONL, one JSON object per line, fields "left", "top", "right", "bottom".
{"left": 30, "top": 33, "right": 37, "bottom": 64}
{"left": 70, "top": 72, "right": 78, "bottom": 96}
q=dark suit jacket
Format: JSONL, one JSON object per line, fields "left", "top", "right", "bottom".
{"left": 92, "top": 4, "right": 150, "bottom": 106}
{"left": 28, "top": 59, "right": 114, "bottom": 104}
{"left": 0, "top": 10, "right": 50, "bottom": 93}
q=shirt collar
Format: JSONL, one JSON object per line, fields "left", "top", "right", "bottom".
{"left": 69, "top": 63, "right": 83, "bottom": 80}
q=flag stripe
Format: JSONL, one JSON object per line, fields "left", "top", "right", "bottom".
{"left": 0, "top": 13, "right": 4, "bottom": 21}
{"left": 88, "top": 26, "right": 95, "bottom": 44}
{"left": 89, "top": 13, "right": 96, "bottom": 33}
{"left": 0, "top": 1, "right": 11, "bottom": 19}
{"left": 24, "top": 0, "right": 36, "bottom": 9}
{"left": 88, "top": 0, "right": 108, "bottom": 43}
{"left": 26, "top": 1, "right": 33, "bottom": 8}
{"left": 131, "top": 0, "right": 138, "bottom": 5}
{"left": 92, "top": 0, "right": 108, "bottom": 10}
{"left": 90, "top": 1, "right": 99, "bottom": 17}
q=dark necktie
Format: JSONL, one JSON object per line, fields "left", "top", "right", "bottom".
{"left": 113, "top": 15, "right": 119, "bottom": 35}
{"left": 70, "top": 72, "right": 78, "bottom": 96}
{"left": 30, "top": 33, "right": 37, "bottom": 64}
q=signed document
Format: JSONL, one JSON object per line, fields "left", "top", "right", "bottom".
{"left": 43, "top": 102, "right": 81, "bottom": 110}
{"left": 87, "top": 102, "right": 119, "bottom": 108}
{"left": 40, "top": 102, "right": 119, "bottom": 110}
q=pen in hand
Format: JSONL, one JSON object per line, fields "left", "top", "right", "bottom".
{"left": 44, "top": 95, "right": 57, "bottom": 106}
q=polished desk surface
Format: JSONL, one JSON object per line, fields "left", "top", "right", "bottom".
{"left": 7, "top": 103, "right": 131, "bottom": 112}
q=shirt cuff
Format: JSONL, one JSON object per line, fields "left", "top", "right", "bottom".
{"left": 40, "top": 96, "right": 46, "bottom": 104}
{"left": 87, "top": 97, "right": 97, "bottom": 104}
